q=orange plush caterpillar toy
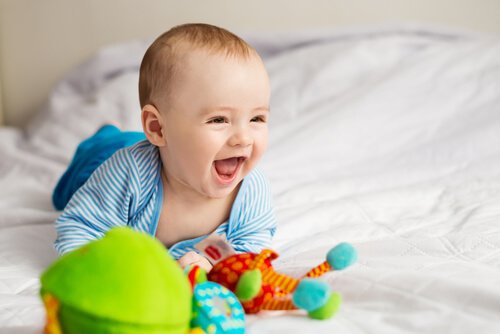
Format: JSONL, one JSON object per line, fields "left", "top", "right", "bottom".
{"left": 193, "top": 241, "right": 357, "bottom": 320}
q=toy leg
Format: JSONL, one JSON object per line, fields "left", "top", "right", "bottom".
{"left": 259, "top": 281, "right": 342, "bottom": 320}
{"left": 304, "top": 243, "right": 358, "bottom": 278}
{"left": 304, "top": 261, "right": 332, "bottom": 278}
{"left": 261, "top": 268, "right": 299, "bottom": 293}
{"left": 260, "top": 298, "right": 296, "bottom": 311}
{"left": 292, "top": 279, "right": 342, "bottom": 320}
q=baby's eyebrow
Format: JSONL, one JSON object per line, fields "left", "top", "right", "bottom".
{"left": 201, "top": 106, "right": 270, "bottom": 113}
{"left": 253, "top": 106, "right": 270, "bottom": 113}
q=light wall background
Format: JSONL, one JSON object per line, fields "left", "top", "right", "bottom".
{"left": 1, "top": 0, "right": 500, "bottom": 127}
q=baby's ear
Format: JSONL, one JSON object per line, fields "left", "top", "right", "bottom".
{"left": 141, "top": 104, "right": 166, "bottom": 147}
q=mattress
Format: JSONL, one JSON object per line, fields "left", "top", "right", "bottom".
{"left": 1, "top": 25, "right": 500, "bottom": 333}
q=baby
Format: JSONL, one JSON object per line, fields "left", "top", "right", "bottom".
{"left": 53, "top": 23, "right": 276, "bottom": 271}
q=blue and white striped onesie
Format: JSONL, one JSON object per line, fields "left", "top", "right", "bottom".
{"left": 54, "top": 140, "right": 277, "bottom": 259}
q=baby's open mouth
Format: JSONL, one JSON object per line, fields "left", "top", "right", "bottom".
{"left": 213, "top": 157, "right": 246, "bottom": 182}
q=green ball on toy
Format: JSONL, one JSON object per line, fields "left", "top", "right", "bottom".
{"left": 40, "top": 227, "right": 192, "bottom": 334}
{"left": 308, "top": 293, "right": 341, "bottom": 320}
{"left": 235, "top": 269, "right": 262, "bottom": 302}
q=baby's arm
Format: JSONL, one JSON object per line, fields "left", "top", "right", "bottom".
{"left": 227, "top": 169, "right": 277, "bottom": 254}
{"left": 229, "top": 217, "right": 276, "bottom": 254}
{"left": 54, "top": 149, "right": 137, "bottom": 255}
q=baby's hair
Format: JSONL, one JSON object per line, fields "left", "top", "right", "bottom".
{"left": 139, "top": 23, "right": 256, "bottom": 108}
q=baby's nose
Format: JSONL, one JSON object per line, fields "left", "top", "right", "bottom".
{"left": 229, "top": 129, "right": 252, "bottom": 147}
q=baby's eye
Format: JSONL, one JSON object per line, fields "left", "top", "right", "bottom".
{"left": 251, "top": 116, "right": 267, "bottom": 123}
{"left": 208, "top": 117, "right": 227, "bottom": 124}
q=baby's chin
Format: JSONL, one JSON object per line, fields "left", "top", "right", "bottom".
{"left": 207, "top": 180, "right": 243, "bottom": 199}
{"left": 202, "top": 174, "right": 245, "bottom": 200}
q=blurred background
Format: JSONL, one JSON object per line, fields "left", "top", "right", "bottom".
{"left": 1, "top": 0, "right": 500, "bottom": 127}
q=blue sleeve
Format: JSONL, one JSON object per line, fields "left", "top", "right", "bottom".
{"left": 54, "top": 148, "right": 141, "bottom": 255}
{"left": 226, "top": 168, "right": 277, "bottom": 254}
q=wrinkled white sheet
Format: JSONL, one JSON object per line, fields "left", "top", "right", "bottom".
{"left": 1, "top": 25, "right": 500, "bottom": 333}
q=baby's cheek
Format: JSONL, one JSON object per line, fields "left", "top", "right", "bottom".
{"left": 255, "top": 137, "right": 268, "bottom": 159}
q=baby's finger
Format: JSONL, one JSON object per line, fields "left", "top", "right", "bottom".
{"left": 192, "top": 256, "right": 213, "bottom": 272}
{"left": 178, "top": 251, "right": 200, "bottom": 268}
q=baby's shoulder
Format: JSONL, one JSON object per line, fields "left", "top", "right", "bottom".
{"left": 126, "top": 140, "right": 159, "bottom": 160}
{"left": 237, "top": 167, "right": 272, "bottom": 206}
{"left": 111, "top": 140, "right": 159, "bottom": 168}
{"left": 243, "top": 167, "right": 270, "bottom": 190}
{"left": 230, "top": 168, "right": 273, "bottom": 219}
{"left": 103, "top": 140, "right": 160, "bottom": 181}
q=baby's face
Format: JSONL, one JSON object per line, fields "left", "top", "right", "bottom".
{"left": 158, "top": 49, "right": 270, "bottom": 199}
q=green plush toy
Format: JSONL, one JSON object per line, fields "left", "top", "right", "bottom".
{"left": 40, "top": 227, "right": 192, "bottom": 334}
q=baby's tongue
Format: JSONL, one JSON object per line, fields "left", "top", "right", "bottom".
{"left": 214, "top": 157, "right": 239, "bottom": 176}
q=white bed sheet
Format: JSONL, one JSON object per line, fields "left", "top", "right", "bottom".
{"left": 1, "top": 25, "right": 500, "bottom": 333}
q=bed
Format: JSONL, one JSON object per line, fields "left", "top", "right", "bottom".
{"left": 1, "top": 25, "right": 500, "bottom": 333}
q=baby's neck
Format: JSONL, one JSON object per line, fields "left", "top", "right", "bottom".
{"left": 155, "top": 169, "right": 241, "bottom": 247}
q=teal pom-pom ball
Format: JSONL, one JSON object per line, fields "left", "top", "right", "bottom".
{"left": 326, "top": 243, "right": 357, "bottom": 270}
{"left": 292, "top": 279, "right": 331, "bottom": 312}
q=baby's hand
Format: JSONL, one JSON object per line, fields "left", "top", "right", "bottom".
{"left": 178, "top": 251, "right": 213, "bottom": 272}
